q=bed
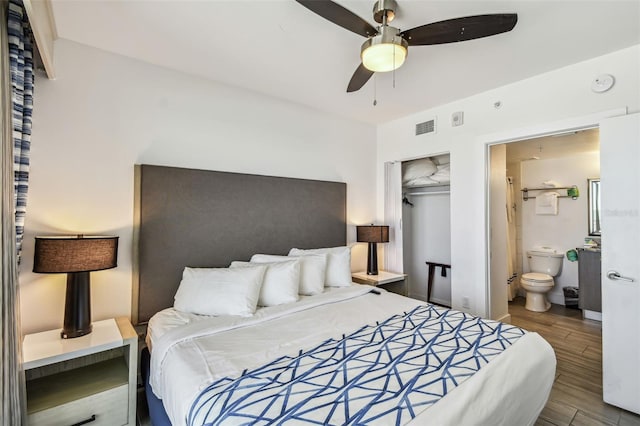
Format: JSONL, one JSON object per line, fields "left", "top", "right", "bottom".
{"left": 134, "top": 165, "right": 556, "bottom": 426}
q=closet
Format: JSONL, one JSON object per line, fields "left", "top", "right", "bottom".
{"left": 401, "top": 154, "right": 452, "bottom": 306}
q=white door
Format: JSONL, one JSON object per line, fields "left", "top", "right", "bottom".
{"left": 489, "top": 144, "right": 509, "bottom": 320}
{"left": 600, "top": 112, "right": 640, "bottom": 414}
{"left": 384, "top": 161, "right": 404, "bottom": 273}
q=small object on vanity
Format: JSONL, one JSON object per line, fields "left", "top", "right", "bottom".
{"left": 33, "top": 235, "right": 119, "bottom": 339}
{"left": 356, "top": 225, "right": 389, "bottom": 275}
{"left": 583, "top": 237, "right": 599, "bottom": 248}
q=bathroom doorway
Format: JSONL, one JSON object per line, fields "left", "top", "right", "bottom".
{"left": 488, "top": 129, "right": 601, "bottom": 319}
{"left": 484, "top": 112, "right": 640, "bottom": 414}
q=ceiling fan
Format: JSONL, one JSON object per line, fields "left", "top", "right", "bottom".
{"left": 295, "top": 0, "right": 518, "bottom": 92}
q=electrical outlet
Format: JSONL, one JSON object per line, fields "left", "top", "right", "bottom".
{"left": 462, "top": 296, "right": 470, "bottom": 309}
{"left": 451, "top": 111, "right": 464, "bottom": 127}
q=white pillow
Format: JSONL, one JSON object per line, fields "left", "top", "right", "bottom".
{"left": 174, "top": 265, "right": 266, "bottom": 316}
{"left": 230, "top": 260, "right": 300, "bottom": 307}
{"left": 429, "top": 163, "right": 450, "bottom": 183}
{"left": 250, "top": 254, "right": 326, "bottom": 296}
{"left": 404, "top": 176, "right": 440, "bottom": 187}
{"left": 289, "top": 246, "right": 352, "bottom": 287}
{"left": 402, "top": 158, "right": 437, "bottom": 183}
{"left": 432, "top": 154, "right": 450, "bottom": 166}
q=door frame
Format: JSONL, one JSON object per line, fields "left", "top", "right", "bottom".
{"left": 480, "top": 107, "right": 627, "bottom": 319}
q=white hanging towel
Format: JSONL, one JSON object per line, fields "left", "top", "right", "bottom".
{"left": 536, "top": 191, "right": 560, "bottom": 215}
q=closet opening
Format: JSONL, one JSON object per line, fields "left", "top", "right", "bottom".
{"left": 401, "top": 154, "right": 451, "bottom": 306}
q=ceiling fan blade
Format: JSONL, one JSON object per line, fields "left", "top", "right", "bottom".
{"left": 347, "top": 63, "right": 374, "bottom": 92}
{"left": 296, "top": 0, "right": 377, "bottom": 38}
{"left": 400, "top": 14, "right": 517, "bottom": 46}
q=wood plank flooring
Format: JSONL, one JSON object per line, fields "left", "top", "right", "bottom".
{"left": 509, "top": 297, "right": 640, "bottom": 426}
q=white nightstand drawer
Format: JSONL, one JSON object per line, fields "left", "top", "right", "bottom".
{"left": 24, "top": 318, "right": 138, "bottom": 426}
{"left": 28, "top": 383, "right": 128, "bottom": 426}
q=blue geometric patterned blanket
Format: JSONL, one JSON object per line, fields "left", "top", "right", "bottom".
{"left": 187, "top": 305, "right": 526, "bottom": 425}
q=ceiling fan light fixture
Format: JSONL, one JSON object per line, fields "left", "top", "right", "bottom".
{"left": 361, "top": 27, "right": 408, "bottom": 72}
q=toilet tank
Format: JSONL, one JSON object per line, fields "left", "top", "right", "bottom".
{"left": 527, "top": 249, "right": 564, "bottom": 276}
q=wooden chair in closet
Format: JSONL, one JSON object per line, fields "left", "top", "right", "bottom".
{"left": 426, "top": 261, "right": 451, "bottom": 308}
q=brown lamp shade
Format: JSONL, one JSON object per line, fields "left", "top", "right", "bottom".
{"left": 33, "top": 236, "right": 118, "bottom": 273}
{"left": 356, "top": 225, "right": 389, "bottom": 243}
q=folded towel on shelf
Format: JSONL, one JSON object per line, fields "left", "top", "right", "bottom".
{"left": 536, "top": 191, "right": 559, "bottom": 215}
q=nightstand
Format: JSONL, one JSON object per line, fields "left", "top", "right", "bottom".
{"left": 23, "top": 317, "right": 138, "bottom": 426}
{"left": 352, "top": 270, "right": 409, "bottom": 296}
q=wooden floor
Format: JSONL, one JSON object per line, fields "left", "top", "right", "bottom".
{"left": 509, "top": 297, "right": 640, "bottom": 426}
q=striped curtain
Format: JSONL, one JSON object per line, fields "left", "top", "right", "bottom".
{"left": 1, "top": 0, "right": 32, "bottom": 422}
{"left": 8, "top": 0, "right": 32, "bottom": 261}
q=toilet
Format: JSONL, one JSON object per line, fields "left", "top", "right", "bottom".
{"left": 520, "top": 248, "right": 564, "bottom": 312}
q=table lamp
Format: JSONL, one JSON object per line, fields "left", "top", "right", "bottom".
{"left": 33, "top": 235, "right": 118, "bottom": 338}
{"left": 356, "top": 225, "right": 389, "bottom": 275}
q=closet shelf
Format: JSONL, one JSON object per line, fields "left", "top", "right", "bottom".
{"left": 521, "top": 185, "right": 579, "bottom": 201}
{"left": 404, "top": 184, "right": 450, "bottom": 196}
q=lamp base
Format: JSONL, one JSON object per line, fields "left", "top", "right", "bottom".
{"left": 61, "top": 271, "right": 92, "bottom": 339}
{"left": 366, "top": 242, "right": 379, "bottom": 275}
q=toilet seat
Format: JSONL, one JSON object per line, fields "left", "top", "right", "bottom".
{"left": 521, "top": 272, "right": 553, "bottom": 286}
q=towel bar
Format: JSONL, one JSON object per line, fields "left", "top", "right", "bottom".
{"left": 521, "top": 185, "right": 579, "bottom": 201}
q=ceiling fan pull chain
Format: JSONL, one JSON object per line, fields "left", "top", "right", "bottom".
{"left": 373, "top": 74, "right": 378, "bottom": 106}
{"left": 393, "top": 44, "right": 396, "bottom": 88}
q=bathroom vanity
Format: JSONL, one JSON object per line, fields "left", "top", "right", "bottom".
{"left": 577, "top": 247, "right": 602, "bottom": 320}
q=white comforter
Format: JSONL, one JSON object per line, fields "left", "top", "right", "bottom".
{"left": 149, "top": 286, "right": 555, "bottom": 425}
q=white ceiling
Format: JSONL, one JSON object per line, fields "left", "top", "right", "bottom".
{"left": 49, "top": 1, "right": 640, "bottom": 124}
{"left": 506, "top": 128, "right": 600, "bottom": 162}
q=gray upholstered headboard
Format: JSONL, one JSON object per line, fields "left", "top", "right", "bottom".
{"left": 132, "top": 165, "right": 346, "bottom": 324}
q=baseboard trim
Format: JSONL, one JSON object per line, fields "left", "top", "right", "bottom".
{"left": 583, "top": 310, "right": 602, "bottom": 321}
{"left": 495, "top": 313, "right": 512, "bottom": 323}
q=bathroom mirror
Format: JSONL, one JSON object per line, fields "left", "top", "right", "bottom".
{"left": 588, "top": 178, "right": 601, "bottom": 236}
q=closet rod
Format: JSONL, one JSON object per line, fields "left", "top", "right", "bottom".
{"left": 407, "top": 190, "right": 450, "bottom": 196}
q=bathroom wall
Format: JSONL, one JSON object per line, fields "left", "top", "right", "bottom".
{"left": 520, "top": 151, "right": 600, "bottom": 305}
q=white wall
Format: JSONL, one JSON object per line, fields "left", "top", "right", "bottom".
{"left": 377, "top": 45, "right": 640, "bottom": 318}
{"left": 20, "top": 39, "right": 377, "bottom": 334}
{"left": 521, "top": 151, "right": 600, "bottom": 305}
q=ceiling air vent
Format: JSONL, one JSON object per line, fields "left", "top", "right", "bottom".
{"left": 415, "top": 118, "right": 436, "bottom": 136}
